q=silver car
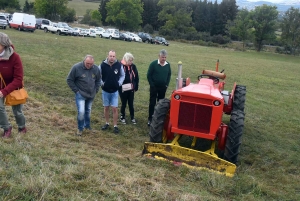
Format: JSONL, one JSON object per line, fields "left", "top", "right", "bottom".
{"left": 0, "top": 14, "right": 8, "bottom": 29}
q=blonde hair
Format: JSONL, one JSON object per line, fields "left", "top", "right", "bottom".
{"left": 123, "top": 52, "right": 134, "bottom": 63}
{"left": 0, "top": 32, "right": 12, "bottom": 47}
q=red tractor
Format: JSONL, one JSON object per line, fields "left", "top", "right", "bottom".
{"left": 143, "top": 61, "right": 246, "bottom": 177}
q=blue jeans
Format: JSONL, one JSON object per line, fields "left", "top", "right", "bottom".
{"left": 75, "top": 92, "right": 94, "bottom": 131}
{"left": 102, "top": 90, "right": 118, "bottom": 107}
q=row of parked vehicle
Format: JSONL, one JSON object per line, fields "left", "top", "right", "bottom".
{"left": 3, "top": 12, "right": 169, "bottom": 46}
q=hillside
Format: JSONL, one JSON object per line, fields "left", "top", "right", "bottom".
{"left": 0, "top": 28, "right": 299, "bottom": 200}
{"left": 19, "top": 0, "right": 99, "bottom": 16}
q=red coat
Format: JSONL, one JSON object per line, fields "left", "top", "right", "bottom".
{"left": 0, "top": 52, "right": 24, "bottom": 97}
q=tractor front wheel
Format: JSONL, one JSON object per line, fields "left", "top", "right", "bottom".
{"left": 223, "top": 110, "right": 245, "bottom": 164}
{"left": 149, "top": 99, "right": 170, "bottom": 143}
{"left": 233, "top": 85, "right": 246, "bottom": 112}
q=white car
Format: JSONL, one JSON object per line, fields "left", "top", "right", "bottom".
{"left": 125, "top": 32, "right": 142, "bottom": 42}
{"left": 83, "top": 29, "right": 96, "bottom": 37}
{"left": 101, "top": 28, "right": 119, "bottom": 39}
{"left": 94, "top": 27, "right": 105, "bottom": 37}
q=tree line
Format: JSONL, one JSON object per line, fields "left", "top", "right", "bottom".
{"left": 2, "top": 0, "right": 300, "bottom": 54}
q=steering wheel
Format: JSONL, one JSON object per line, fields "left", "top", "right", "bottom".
{"left": 198, "top": 74, "right": 219, "bottom": 84}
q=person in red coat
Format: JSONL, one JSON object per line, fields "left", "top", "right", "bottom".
{"left": 0, "top": 32, "right": 27, "bottom": 138}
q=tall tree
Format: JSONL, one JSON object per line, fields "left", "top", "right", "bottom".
{"left": 141, "top": 0, "right": 161, "bottom": 30}
{"left": 249, "top": 4, "right": 278, "bottom": 52}
{"left": 23, "top": 0, "right": 34, "bottom": 14}
{"left": 99, "top": 0, "right": 109, "bottom": 26}
{"left": 34, "top": 0, "right": 69, "bottom": 21}
{"left": 281, "top": 7, "right": 300, "bottom": 55}
{"left": 158, "top": 0, "right": 196, "bottom": 36}
{"left": 106, "top": 0, "right": 143, "bottom": 31}
{"left": 0, "top": 0, "right": 20, "bottom": 10}
{"left": 216, "top": 0, "right": 238, "bottom": 35}
{"left": 228, "top": 9, "right": 252, "bottom": 50}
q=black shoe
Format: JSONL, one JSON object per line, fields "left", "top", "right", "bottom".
{"left": 101, "top": 123, "right": 109, "bottom": 130}
{"left": 113, "top": 126, "right": 119, "bottom": 134}
{"left": 147, "top": 120, "right": 151, "bottom": 127}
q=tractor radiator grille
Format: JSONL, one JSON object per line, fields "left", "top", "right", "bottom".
{"left": 178, "top": 102, "right": 212, "bottom": 133}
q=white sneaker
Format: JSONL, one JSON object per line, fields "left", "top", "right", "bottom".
{"left": 120, "top": 117, "right": 126, "bottom": 124}
{"left": 131, "top": 118, "right": 136, "bottom": 124}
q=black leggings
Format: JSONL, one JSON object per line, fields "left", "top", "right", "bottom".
{"left": 119, "top": 89, "right": 135, "bottom": 119}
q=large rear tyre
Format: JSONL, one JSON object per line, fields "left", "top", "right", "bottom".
{"left": 149, "top": 99, "right": 170, "bottom": 143}
{"left": 233, "top": 85, "right": 246, "bottom": 112}
{"left": 224, "top": 110, "right": 245, "bottom": 164}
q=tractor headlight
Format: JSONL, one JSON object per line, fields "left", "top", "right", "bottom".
{"left": 213, "top": 100, "right": 221, "bottom": 106}
{"left": 174, "top": 94, "right": 180, "bottom": 100}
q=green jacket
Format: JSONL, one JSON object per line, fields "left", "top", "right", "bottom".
{"left": 147, "top": 60, "right": 171, "bottom": 88}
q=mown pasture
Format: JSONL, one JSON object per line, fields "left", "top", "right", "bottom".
{"left": 0, "top": 28, "right": 299, "bottom": 200}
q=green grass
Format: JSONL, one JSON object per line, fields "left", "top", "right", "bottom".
{"left": 0, "top": 28, "right": 300, "bottom": 200}
{"left": 19, "top": 0, "right": 100, "bottom": 16}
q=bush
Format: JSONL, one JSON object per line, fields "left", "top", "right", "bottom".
{"left": 143, "top": 24, "right": 153, "bottom": 34}
{"left": 211, "top": 35, "right": 230, "bottom": 44}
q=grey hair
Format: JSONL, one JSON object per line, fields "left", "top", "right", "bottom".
{"left": 84, "top": 54, "right": 94, "bottom": 61}
{"left": 123, "top": 52, "right": 134, "bottom": 63}
{"left": 0, "top": 32, "right": 12, "bottom": 47}
{"left": 159, "top": 49, "right": 167, "bottom": 56}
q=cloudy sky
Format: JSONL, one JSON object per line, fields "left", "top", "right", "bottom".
{"left": 247, "top": 0, "right": 284, "bottom": 2}
{"left": 247, "top": 0, "right": 300, "bottom": 3}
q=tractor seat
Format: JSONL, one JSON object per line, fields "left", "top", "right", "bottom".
{"left": 202, "top": 70, "right": 226, "bottom": 80}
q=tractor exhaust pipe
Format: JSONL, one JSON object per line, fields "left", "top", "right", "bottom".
{"left": 176, "top": 61, "right": 183, "bottom": 90}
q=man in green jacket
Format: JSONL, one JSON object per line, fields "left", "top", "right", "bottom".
{"left": 147, "top": 49, "right": 171, "bottom": 126}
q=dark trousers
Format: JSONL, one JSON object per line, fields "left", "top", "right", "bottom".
{"left": 119, "top": 89, "right": 135, "bottom": 119}
{"left": 148, "top": 86, "right": 167, "bottom": 120}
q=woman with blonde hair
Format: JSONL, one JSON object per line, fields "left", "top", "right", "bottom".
{"left": 119, "top": 52, "right": 139, "bottom": 124}
{"left": 0, "top": 32, "right": 27, "bottom": 138}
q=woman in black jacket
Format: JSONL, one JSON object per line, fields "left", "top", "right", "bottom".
{"left": 119, "top": 52, "right": 139, "bottom": 124}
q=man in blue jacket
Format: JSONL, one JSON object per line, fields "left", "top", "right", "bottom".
{"left": 99, "top": 50, "right": 125, "bottom": 134}
{"left": 67, "top": 55, "right": 101, "bottom": 136}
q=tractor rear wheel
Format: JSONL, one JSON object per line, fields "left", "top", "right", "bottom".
{"left": 149, "top": 99, "right": 170, "bottom": 143}
{"left": 233, "top": 85, "right": 246, "bottom": 112}
{"left": 223, "top": 110, "right": 245, "bottom": 164}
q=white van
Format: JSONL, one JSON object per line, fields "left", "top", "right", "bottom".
{"left": 9, "top": 13, "right": 36, "bottom": 32}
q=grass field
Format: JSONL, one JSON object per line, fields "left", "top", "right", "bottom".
{"left": 0, "top": 28, "right": 300, "bottom": 200}
{"left": 19, "top": 0, "right": 100, "bottom": 17}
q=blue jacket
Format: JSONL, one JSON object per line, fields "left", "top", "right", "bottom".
{"left": 99, "top": 59, "right": 125, "bottom": 93}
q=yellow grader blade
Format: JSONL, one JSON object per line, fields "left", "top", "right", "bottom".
{"left": 142, "top": 141, "right": 236, "bottom": 177}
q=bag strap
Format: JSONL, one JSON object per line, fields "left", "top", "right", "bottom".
{"left": 0, "top": 73, "right": 7, "bottom": 88}
{"left": 0, "top": 73, "right": 24, "bottom": 89}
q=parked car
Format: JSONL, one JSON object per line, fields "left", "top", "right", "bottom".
{"left": 0, "top": 14, "right": 7, "bottom": 29}
{"left": 83, "top": 29, "right": 96, "bottom": 37}
{"left": 66, "top": 27, "right": 79, "bottom": 36}
{"left": 119, "top": 32, "right": 132, "bottom": 42}
{"left": 72, "top": 27, "right": 82, "bottom": 35}
{"left": 36, "top": 18, "right": 50, "bottom": 29}
{"left": 138, "top": 32, "right": 154, "bottom": 43}
{"left": 78, "top": 28, "right": 86, "bottom": 36}
{"left": 125, "top": 32, "right": 142, "bottom": 42}
{"left": 154, "top": 36, "right": 169, "bottom": 46}
{"left": 40, "top": 19, "right": 51, "bottom": 30}
{"left": 101, "top": 28, "right": 119, "bottom": 39}
{"left": 9, "top": 12, "right": 36, "bottom": 32}
{"left": 94, "top": 27, "right": 105, "bottom": 37}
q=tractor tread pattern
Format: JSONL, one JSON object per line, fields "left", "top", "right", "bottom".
{"left": 233, "top": 85, "right": 246, "bottom": 112}
{"left": 224, "top": 110, "right": 245, "bottom": 164}
{"left": 149, "top": 99, "right": 170, "bottom": 143}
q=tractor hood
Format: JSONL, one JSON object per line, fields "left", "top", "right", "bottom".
{"left": 176, "top": 79, "right": 223, "bottom": 100}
